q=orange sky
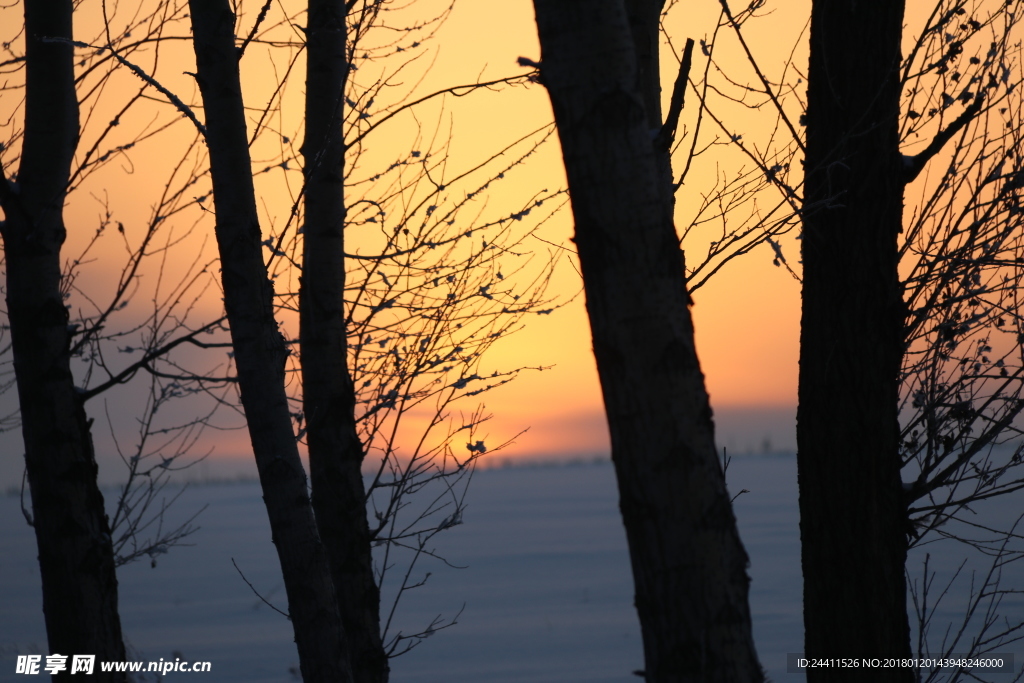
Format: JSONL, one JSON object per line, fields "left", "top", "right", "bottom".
{"left": 1, "top": 0, "right": 834, "bottom": 487}
{"left": 428, "top": 0, "right": 808, "bottom": 459}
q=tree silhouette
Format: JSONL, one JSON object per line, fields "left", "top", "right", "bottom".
{"left": 692, "top": 0, "right": 1024, "bottom": 678}
{"left": 0, "top": 3, "right": 128, "bottom": 679}
{"left": 189, "top": 2, "right": 356, "bottom": 680}
{"left": 530, "top": 0, "right": 1024, "bottom": 680}
{"left": 798, "top": 1, "right": 913, "bottom": 678}
{"left": 2, "top": 0, "right": 554, "bottom": 680}
{"left": 531, "top": 1, "right": 762, "bottom": 680}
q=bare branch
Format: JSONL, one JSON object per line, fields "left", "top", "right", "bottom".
{"left": 655, "top": 37, "right": 694, "bottom": 151}
{"left": 904, "top": 94, "right": 985, "bottom": 183}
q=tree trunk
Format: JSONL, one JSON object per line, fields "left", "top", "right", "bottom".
{"left": 798, "top": 1, "right": 912, "bottom": 679}
{"left": 187, "top": 4, "right": 353, "bottom": 681}
{"left": 0, "top": 4, "right": 128, "bottom": 680}
{"left": 532, "top": 2, "right": 762, "bottom": 681}
{"left": 301, "top": 2, "right": 387, "bottom": 681}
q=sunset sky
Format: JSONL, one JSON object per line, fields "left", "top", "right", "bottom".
{"left": 4, "top": 6, "right": 1022, "bottom": 681}
{"left": 0, "top": 0, "right": 852, "bottom": 488}
{"left": 419, "top": 0, "right": 807, "bottom": 459}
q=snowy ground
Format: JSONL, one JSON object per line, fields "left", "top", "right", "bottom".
{"left": 3, "top": 454, "right": 1019, "bottom": 682}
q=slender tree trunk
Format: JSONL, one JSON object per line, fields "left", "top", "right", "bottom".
{"left": 532, "top": 2, "right": 762, "bottom": 681}
{"left": 301, "top": 2, "right": 387, "bottom": 681}
{"left": 187, "top": 4, "right": 353, "bottom": 681}
{"left": 798, "top": 1, "right": 912, "bottom": 679}
{"left": 0, "top": 4, "right": 127, "bottom": 680}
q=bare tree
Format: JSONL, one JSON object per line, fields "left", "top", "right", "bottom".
{"left": 0, "top": 3, "right": 129, "bottom": 679}
{"left": 114, "top": 0, "right": 554, "bottom": 679}
{"left": 530, "top": 1, "right": 763, "bottom": 681}
{"left": 3, "top": 1, "right": 557, "bottom": 681}
{"left": 896, "top": 3, "right": 1024, "bottom": 676}
{"left": 299, "top": 2, "right": 387, "bottom": 679}
{"left": 671, "top": 0, "right": 1024, "bottom": 679}
{"left": 253, "top": 0, "right": 556, "bottom": 668}
{"left": 187, "top": 1, "right": 376, "bottom": 680}
{"left": 1, "top": 1, "right": 266, "bottom": 674}
{"left": 899, "top": 0, "right": 1024, "bottom": 543}
{"left": 797, "top": 1, "right": 914, "bottom": 677}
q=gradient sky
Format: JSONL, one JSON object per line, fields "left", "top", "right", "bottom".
{"left": 0, "top": 0, "right": 830, "bottom": 489}
{"left": 429, "top": 0, "right": 807, "bottom": 459}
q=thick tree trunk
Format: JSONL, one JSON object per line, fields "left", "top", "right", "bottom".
{"left": 532, "top": 2, "right": 762, "bottom": 681}
{"left": 301, "top": 2, "right": 387, "bottom": 681}
{"left": 625, "top": 0, "right": 665, "bottom": 130}
{"left": 187, "top": 4, "right": 353, "bottom": 682}
{"left": 0, "top": 4, "right": 127, "bottom": 680}
{"left": 798, "top": 1, "right": 912, "bottom": 680}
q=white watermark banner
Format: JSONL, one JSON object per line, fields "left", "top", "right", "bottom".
{"left": 15, "top": 654, "right": 212, "bottom": 676}
{"left": 787, "top": 653, "right": 1015, "bottom": 674}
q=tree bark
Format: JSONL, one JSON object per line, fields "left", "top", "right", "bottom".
{"left": 532, "top": 2, "right": 762, "bottom": 681}
{"left": 0, "top": 3, "right": 128, "bottom": 680}
{"left": 187, "top": 4, "right": 353, "bottom": 681}
{"left": 798, "top": 1, "right": 913, "bottom": 679}
{"left": 301, "top": 2, "right": 387, "bottom": 681}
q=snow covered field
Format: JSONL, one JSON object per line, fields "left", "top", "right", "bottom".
{"left": 3, "top": 454, "right": 1019, "bottom": 682}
